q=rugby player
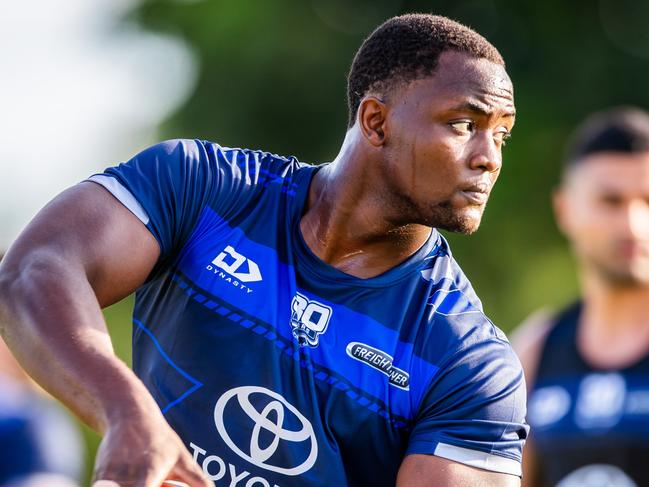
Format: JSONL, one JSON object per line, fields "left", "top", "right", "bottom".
{"left": 0, "top": 14, "right": 527, "bottom": 486}
{"left": 514, "top": 108, "right": 649, "bottom": 487}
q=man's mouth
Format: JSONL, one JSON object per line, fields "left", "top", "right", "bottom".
{"left": 461, "top": 183, "right": 491, "bottom": 205}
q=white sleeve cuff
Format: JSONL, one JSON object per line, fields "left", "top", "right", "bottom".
{"left": 433, "top": 442, "right": 522, "bottom": 477}
{"left": 87, "top": 174, "right": 150, "bottom": 225}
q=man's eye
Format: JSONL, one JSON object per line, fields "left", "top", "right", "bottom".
{"left": 601, "top": 194, "right": 623, "bottom": 207}
{"left": 495, "top": 130, "right": 512, "bottom": 146}
{"left": 450, "top": 121, "right": 473, "bottom": 134}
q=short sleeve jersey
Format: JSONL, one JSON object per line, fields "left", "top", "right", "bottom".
{"left": 90, "top": 139, "right": 528, "bottom": 487}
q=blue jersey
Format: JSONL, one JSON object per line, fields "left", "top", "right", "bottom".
{"left": 0, "top": 377, "right": 83, "bottom": 484}
{"left": 90, "top": 139, "right": 527, "bottom": 487}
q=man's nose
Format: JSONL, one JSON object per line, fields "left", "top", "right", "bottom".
{"left": 469, "top": 133, "right": 502, "bottom": 173}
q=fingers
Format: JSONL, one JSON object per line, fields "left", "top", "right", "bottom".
{"left": 93, "top": 455, "right": 213, "bottom": 487}
{"left": 93, "top": 460, "right": 161, "bottom": 487}
{"left": 93, "top": 458, "right": 170, "bottom": 487}
{"left": 166, "top": 452, "right": 215, "bottom": 487}
{"left": 92, "top": 480, "right": 192, "bottom": 487}
{"left": 92, "top": 421, "right": 213, "bottom": 487}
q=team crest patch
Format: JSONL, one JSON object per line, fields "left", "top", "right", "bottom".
{"left": 290, "top": 292, "right": 332, "bottom": 347}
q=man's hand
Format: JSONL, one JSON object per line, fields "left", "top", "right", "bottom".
{"left": 93, "top": 410, "right": 212, "bottom": 487}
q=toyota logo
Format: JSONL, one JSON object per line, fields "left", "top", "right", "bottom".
{"left": 214, "top": 386, "right": 318, "bottom": 476}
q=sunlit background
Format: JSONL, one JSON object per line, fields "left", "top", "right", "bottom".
{"left": 3, "top": 0, "right": 649, "bottom": 483}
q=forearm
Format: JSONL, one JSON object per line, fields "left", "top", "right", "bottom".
{"left": 0, "top": 254, "right": 156, "bottom": 434}
{"left": 0, "top": 184, "right": 211, "bottom": 486}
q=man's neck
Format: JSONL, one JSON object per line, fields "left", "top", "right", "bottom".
{"left": 582, "top": 271, "right": 649, "bottom": 328}
{"left": 577, "top": 270, "right": 649, "bottom": 368}
{"left": 299, "top": 130, "right": 431, "bottom": 279}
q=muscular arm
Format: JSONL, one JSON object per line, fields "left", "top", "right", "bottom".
{"left": 397, "top": 454, "right": 520, "bottom": 486}
{"left": 0, "top": 182, "right": 211, "bottom": 487}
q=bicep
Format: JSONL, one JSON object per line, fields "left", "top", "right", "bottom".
{"left": 3, "top": 181, "right": 160, "bottom": 306}
{"left": 397, "top": 454, "right": 520, "bottom": 487}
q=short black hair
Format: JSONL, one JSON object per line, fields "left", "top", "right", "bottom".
{"left": 565, "top": 107, "right": 649, "bottom": 168}
{"left": 346, "top": 14, "right": 504, "bottom": 127}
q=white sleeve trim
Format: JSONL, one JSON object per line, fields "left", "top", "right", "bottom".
{"left": 87, "top": 174, "right": 150, "bottom": 225}
{"left": 433, "top": 442, "right": 522, "bottom": 477}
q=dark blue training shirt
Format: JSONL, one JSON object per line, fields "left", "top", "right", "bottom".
{"left": 529, "top": 303, "right": 649, "bottom": 487}
{"left": 90, "top": 139, "right": 528, "bottom": 487}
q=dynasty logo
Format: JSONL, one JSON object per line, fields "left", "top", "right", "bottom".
{"left": 205, "top": 245, "right": 262, "bottom": 294}
{"left": 346, "top": 342, "right": 410, "bottom": 390}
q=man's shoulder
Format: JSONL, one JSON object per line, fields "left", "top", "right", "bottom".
{"left": 510, "top": 305, "right": 576, "bottom": 391}
{"left": 105, "top": 138, "right": 312, "bottom": 208}
{"left": 140, "top": 138, "right": 308, "bottom": 176}
{"left": 418, "top": 242, "right": 515, "bottom": 366}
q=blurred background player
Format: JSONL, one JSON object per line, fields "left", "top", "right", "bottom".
{"left": 514, "top": 107, "right": 649, "bottom": 487}
{"left": 0, "top": 336, "right": 83, "bottom": 487}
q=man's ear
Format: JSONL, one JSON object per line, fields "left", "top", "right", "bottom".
{"left": 358, "top": 96, "right": 387, "bottom": 147}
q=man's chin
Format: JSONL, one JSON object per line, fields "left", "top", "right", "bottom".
{"left": 436, "top": 214, "right": 482, "bottom": 234}
{"left": 597, "top": 264, "right": 649, "bottom": 287}
{"left": 417, "top": 203, "right": 484, "bottom": 233}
